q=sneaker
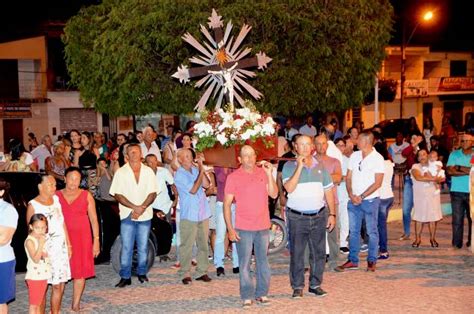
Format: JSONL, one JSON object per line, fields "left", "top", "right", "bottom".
{"left": 216, "top": 267, "right": 225, "bottom": 277}
{"left": 360, "top": 244, "right": 368, "bottom": 252}
{"left": 308, "top": 286, "right": 327, "bottom": 297}
{"left": 255, "top": 296, "right": 271, "bottom": 305}
{"left": 334, "top": 260, "right": 359, "bottom": 272}
{"left": 233, "top": 267, "right": 240, "bottom": 274}
{"left": 171, "top": 262, "right": 181, "bottom": 269}
{"left": 292, "top": 289, "right": 303, "bottom": 299}
{"left": 399, "top": 234, "right": 410, "bottom": 241}
{"left": 242, "top": 299, "right": 252, "bottom": 308}
{"left": 339, "top": 247, "right": 350, "bottom": 254}
{"left": 191, "top": 259, "right": 197, "bottom": 266}
{"left": 378, "top": 252, "right": 389, "bottom": 260}
{"left": 367, "top": 261, "right": 376, "bottom": 272}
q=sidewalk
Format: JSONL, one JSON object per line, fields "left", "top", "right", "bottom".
{"left": 9, "top": 214, "right": 473, "bottom": 313}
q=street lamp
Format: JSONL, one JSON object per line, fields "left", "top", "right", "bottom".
{"left": 400, "top": 10, "right": 435, "bottom": 118}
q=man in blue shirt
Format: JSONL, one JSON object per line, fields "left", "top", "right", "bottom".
{"left": 447, "top": 133, "right": 473, "bottom": 249}
{"left": 174, "top": 148, "right": 212, "bottom": 284}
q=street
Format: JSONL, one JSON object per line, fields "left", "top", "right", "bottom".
{"left": 9, "top": 215, "right": 473, "bottom": 313}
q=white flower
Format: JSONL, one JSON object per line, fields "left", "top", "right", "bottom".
{"left": 233, "top": 119, "right": 246, "bottom": 130}
{"left": 241, "top": 129, "right": 253, "bottom": 140}
{"left": 253, "top": 125, "right": 262, "bottom": 135}
{"left": 194, "top": 122, "right": 213, "bottom": 136}
{"left": 216, "top": 133, "right": 228, "bottom": 145}
{"left": 262, "top": 122, "right": 275, "bottom": 135}
{"left": 236, "top": 107, "right": 251, "bottom": 119}
{"left": 230, "top": 134, "right": 237, "bottom": 140}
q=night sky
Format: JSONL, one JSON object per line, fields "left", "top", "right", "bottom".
{"left": 1, "top": 0, "right": 473, "bottom": 51}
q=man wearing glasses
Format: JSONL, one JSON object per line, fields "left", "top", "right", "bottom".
{"left": 447, "top": 133, "right": 473, "bottom": 249}
{"left": 335, "top": 131, "right": 384, "bottom": 272}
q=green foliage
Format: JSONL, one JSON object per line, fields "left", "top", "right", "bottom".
{"left": 63, "top": 0, "right": 393, "bottom": 116}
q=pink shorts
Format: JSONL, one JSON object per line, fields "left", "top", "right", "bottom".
{"left": 26, "top": 279, "right": 48, "bottom": 306}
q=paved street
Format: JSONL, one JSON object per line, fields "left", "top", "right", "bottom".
{"left": 9, "top": 213, "right": 473, "bottom": 313}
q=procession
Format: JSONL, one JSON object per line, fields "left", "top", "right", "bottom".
{"left": 0, "top": 1, "right": 473, "bottom": 313}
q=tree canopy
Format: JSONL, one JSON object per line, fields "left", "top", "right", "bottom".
{"left": 63, "top": 0, "right": 393, "bottom": 116}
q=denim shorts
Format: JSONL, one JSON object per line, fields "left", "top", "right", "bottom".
{"left": 0, "top": 259, "right": 16, "bottom": 304}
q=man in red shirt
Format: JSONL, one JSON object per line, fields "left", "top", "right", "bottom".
{"left": 224, "top": 145, "right": 278, "bottom": 308}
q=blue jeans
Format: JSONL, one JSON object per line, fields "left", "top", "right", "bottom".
{"left": 214, "top": 202, "right": 239, "bottom": 268}
{"left": 236, "top": 229, "right": 270, "bottom": 300}
{"left": 120, "top": 215, "right": 151, "bottom": 279}
{"left": 378, "top": 197, "right": 394, "bottom": 253}
{"left": 288, "top": 209, "right": 327, "bottom": 289}
{"left": 348, "top": 198, "right": 380, "bottom": 263}
{"left": 402, "top": 176, "right": 413, "bottom": 236}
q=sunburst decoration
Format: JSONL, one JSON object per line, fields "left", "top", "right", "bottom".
{"left": 172, "top": 9, "right": 272, "bottom": 111}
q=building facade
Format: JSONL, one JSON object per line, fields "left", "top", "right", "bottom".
{"left": 357, "top": 46, "right": 474, "bottom": 133}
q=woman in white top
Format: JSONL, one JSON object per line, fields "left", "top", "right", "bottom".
{"left": 423, "top": 117, "right": 437, "bottom": 150}
{"left": 374, "top": 142, "right": 394, "bottom": 259}
{"left": 27, "top": 175, "right": 71, "bottom": 314}
{"left": 410, "top": 149, "right": 444, "bottom": 248}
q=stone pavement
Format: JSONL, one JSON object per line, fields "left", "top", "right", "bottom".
{"left": 9, "top": 215, "right": 473, "bottom": 313}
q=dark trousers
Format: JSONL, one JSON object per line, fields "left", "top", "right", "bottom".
{"left": 288, "top": 209, "right": 327, "bottom": 289}
{"left": 450, "top": 192, "right": 472, "bottom": 248}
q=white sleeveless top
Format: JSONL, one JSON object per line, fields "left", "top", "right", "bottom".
{"left": 24, "top": 235, "right": 51, "bottom": 280}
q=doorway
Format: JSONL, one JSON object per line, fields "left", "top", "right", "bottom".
{"left": 2, "top": 119, "right": 23, "bottom": 153}
{"left": 443, "top": 102, "right": 463, "bottom": 130}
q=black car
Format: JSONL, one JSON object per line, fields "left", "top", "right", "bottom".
{"left": 378, "top": 119, "right": 411, "bottom": 139}
{"left": 0, "top": 172, "right": 172, "bottom": 273}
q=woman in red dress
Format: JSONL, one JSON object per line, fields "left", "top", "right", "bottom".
{"left": 57, "top": 167, "right": 100, "bottom": 312}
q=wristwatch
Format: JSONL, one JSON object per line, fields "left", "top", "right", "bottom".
{"left": 360, "top": 194, "right": 366, "bottom": 200}
{"left": 456, "top": 165, "right": 461, "bottom": 171}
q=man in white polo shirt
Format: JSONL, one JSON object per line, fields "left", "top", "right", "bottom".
{"left": 335, "top": 131, "right": 384, "bottom": 272}
{"left": 282, "top": 135, "right": 336, "bottom": 298}
{"left": 140, "top": 126, "right": 162, "bottom": 162}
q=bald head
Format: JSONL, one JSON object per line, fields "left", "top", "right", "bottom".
{"left": 239, "top": 145, "right": 257, "bottom": 169}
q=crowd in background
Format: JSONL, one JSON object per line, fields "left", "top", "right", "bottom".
{"left": 0, "top": 112, "right": 472, "bottom": 311}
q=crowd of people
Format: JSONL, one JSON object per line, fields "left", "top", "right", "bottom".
{"left": 0, "top": 114, "right": 472, "bottom": 311}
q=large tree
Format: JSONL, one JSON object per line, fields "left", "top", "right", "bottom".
{"left": 63, "top": 0, "right": 392, "bottom": 116}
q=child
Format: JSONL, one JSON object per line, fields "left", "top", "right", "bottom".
{"left": 24, "top": 214, "right": 51, "bottom": 314}
{"left": 427, "top": 150, "right": 445, "bottom": 194}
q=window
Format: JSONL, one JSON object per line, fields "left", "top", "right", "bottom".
{"left": 423, "top": 61, "right": 440, "bottom": 79}
{"left": 450, "top": 60, "right": 467, "bottom": 77}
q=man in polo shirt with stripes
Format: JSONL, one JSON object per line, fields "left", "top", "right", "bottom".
{"left": 282, "top": 135, "right": 336, "bottom": 298}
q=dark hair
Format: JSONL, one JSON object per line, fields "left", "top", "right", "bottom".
{"left": 81, "top": 131, "right": 93, "bottom": 150}
{"left": 28, "top": 213, "right": 48, "bottom": 234}
{"left": 97, "top": 157, "right": 107, "bottom": 164}
{"left": 334, "top": 138, "right": 346, "bottom": 146}
{"left": 28, "top": 132, "right": 36, "bottom": 139}
{"left": 416, "top": 148, "right": 429, "bottom": 162}
{"left": 423, "top": 116, "right": 434, "bottom": 131}
{"left": 65, "top": 166, "right": 81, "bottom": 178}
{"left": 185, "top": 120, "right": 196, "bottom": 131}
{"left": 8, "top": 138, "right": 27, "bottom": 161}
{"left": 430, "top": 135, "right": 440, "bottom": 142}
{"left": 0, "top": 179, "right": 10, "bottom": 199}
{"left": 374, "top": 142, "right": 389, "bottom": 160}
{"left": 347, "top": 126, "right": 358, "bottom": 135}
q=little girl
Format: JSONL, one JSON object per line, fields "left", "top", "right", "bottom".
{"left": 24, "top": 214, "right": 51, "bottom": 314}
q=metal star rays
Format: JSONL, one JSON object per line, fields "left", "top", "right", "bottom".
{"left": 172, "top": 9, "right": 272, "bottom": 111}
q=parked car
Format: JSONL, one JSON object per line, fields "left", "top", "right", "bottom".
{"left": 378, "top": 118, "right": 411, "bottom": 140}
{"left": 0, "top": 172, "right": 172, "bottom": 273}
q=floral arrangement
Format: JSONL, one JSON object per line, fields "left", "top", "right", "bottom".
{"left": 193, "top": 101, "right": 277, "bottom": 152}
